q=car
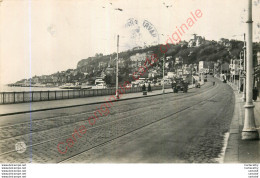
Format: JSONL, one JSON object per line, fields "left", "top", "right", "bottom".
{"left": 196, "top": 83, "right": 201, "bottom": 88}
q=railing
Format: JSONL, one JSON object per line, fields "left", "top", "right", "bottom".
{"left": 0, "top": 85, "right": 172, "bottom": 104}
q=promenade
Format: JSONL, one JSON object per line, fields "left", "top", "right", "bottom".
{"left": 224, "top": 81, "right": 260, "bottom": 163}
{"left": 0, "top": 88, "right": 175, "bottom": 116}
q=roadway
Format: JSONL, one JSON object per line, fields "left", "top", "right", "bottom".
{"left": 0, "top": 76, "right": 235, "bottom": 163}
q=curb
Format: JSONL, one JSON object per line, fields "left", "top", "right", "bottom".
{"left": 214, "top": 77, "right": 240, "bottom": 162}
{"left": 0, "top": 90, "right": 175, "bottom": 117}
{"left": 223, "top": 87, "right": 241, "bottom": 163}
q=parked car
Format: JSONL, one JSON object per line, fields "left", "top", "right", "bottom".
{"left": 196, "top": 83, "right": 201, "bottom": 88}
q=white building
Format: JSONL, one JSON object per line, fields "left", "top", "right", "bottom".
{"left": 167, "top": 72, "right": 176, "bottom": 79}
{"left": 130, "top": 53, "right": 147, "bottom": 62}
{"left": 188, "top": 34, "right": 205, "bottom": 47}
{"left": 175, "top": 57, "right": 183, "bottom": 65}
{"left": 229, "top": 59, "right": 240, "bottom": 76}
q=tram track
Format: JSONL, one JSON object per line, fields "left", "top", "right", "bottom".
{"left": 58, "top": 91, "right": 220, "bottom": 163}
{"left": 0, "top": 82, "right": 220, "bottom": 162}
{"left": 0, "top": 82, "right": 217, "bottom": 142}
{"left": 0, "top": 82, "right": 215, "bottom": 130}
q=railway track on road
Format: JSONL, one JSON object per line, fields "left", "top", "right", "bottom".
{"left": 0, "top": 80, "right": 221, "bottom": 162}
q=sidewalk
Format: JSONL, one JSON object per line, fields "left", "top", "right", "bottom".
{"left": 0, "top": 88, "right": 177, "bottom": 116}
{"left": 224, "top": 81, "right": 260, "bottom": 163}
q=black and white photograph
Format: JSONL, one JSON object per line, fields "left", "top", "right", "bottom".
{"left": 0, "top": 0, "right": 260, "bottom": 177}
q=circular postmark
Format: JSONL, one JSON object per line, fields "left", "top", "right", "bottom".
{"left": 15, "top": 142, "right": 27, "bottom": 153}
{"left": 123, "top": 18, "right": 159, "bottom": 49}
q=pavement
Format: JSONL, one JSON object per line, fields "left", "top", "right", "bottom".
{"left": 0, "top": 87, "right": 175, "bottom": 116}
{"left": 224, "top": 80, "right": 260, "bottom": 163}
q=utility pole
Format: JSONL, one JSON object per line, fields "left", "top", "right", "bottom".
{"left": 201, "top": 72, "right": 204, "bottom": 85}
{"left": 116, "top": 35, "right": 119, "bottom": 99}
{"left": 162, "top": 54, "right": 165, "bottom": 94}
{"left": 220, "top": 61, "right": 222, "bottom": 79}
{"left": 191, "top": 64, "right": 194, "bottom": 86}
{"left": 238, "top": 52, "right": 243, "bottom": 93}
{"left": 242, "top": 33, "right": 246, "bottom": 101}
{"left": 242, "top": 0, "right": 259, "bottom": 140}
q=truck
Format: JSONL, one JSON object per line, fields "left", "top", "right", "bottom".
{"left": 172, "top": 78, "right": 188, "bottom": 93}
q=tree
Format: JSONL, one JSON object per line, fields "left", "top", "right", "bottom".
{"left": 104, "top": 75, "right": 112, "bottom": 85}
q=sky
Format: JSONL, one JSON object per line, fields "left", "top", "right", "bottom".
{"left": 0, "top": 0, "right": 260, "bottom": 84}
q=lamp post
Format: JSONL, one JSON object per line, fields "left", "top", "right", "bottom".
{"left": 162, "top": 54, "right": 165, "bottom": 94}
{"left": 242, "top": 0, "right": 259, "bottom": 140}
{"left": 238, "top": 51, "right": 243, "bottom": 93}
{"left": 201, "top": 72, "right": 204, "bottom": 85}
{"left": 116, "top": 35, "right": 119, "bottom": 99}
{"left": 242, "top": 33, "right": 246, "bottom": 101}
{"left": 191, "top": 64, "right": 194, "bottom": 87}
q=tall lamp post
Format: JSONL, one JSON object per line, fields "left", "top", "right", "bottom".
{"left": 242, "top": 0, "right": 259, "bottom": 140}
{"left": 242, "top": 33, "right": 246, "bottom": 101}
{"left": 191, "top": 64, "right": 194, "bottom": 86}
{"left": 162, "top": 54, "right": 165, "bottom": 94}
{"left": 238, "top": 51, "right": 243, "bottom": 93}
{"left": 116, "top": 35, "right": 119, "bottom": 99}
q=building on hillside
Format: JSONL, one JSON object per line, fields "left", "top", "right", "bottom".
{"left": 105, "top": 57, "right": 115, "bottom": 75}
{"left": 176, "top": 69, "right": 183, "bottom": 77}
{"left": 167, "top": 72, "right": 176, "bottom": 79}
{"left": 105, "top": 67, "right": 114, "bottom": 75}
{"left": 130, "top": 53, "right": 148, "bottom": 69}
{"left": 118, "top": 58, "right": 125, "bottom": 68}
{"left": 193, "top": 64, "right": 198, "bottom": 73}
{"left": 218, "top": 38, "right": 231, "bottom": 48}
{"left": 229, "top": 59, "right": 240, "bottom": 76}
{"left": 222, "top": 62, "right": 230, "bottom": 73}
{"left": 31, "top": 76, "right": 40, "bottom": 84}
{"left": 182, "top": 64, "right": 192, "bottom": 75}
{"left": 132, "top": 46, "right": 142, "bottom": 51}
{"left": 98, "top": 62, "right": 107, "bottom": 68}
{"left": 179, "top": 41, "right": 188, "bottom": 47}
{"left": 188, "top": 34, "right": 205, "bottom": 47}
{"left": 214, "top": 61, "right": 230, "bottom": 74}
{"left": 175, "top": 57, "right": 183, "bottom": 65}
{"left": 130, "top": 53, "right": 146, "bottom": 62}
{"left": 229, "top": 59, "right": 240, "bottom": 82}
{"left": 199, "top": 61, "right": 214, "bottom": 74}
{"left": 148, "top": 70, "right": 158, "bottom": 78}
{"left": 51, "top": 76, "right": 58, "bottom": 83}
{"left": 166, "top": 56, "right": 173, "bottom": 61}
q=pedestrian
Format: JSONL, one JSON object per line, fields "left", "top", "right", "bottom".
{"left": 240, "top": 83, "right": 243, "bottom": 92}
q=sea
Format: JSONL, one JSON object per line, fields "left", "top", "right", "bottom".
{"left": 0, "top": 85, "right": 65, "bottom": 92}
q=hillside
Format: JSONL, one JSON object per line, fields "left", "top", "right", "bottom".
{"left": 77, "top": 39, "right": 258, "bottom": 70}
{"left": 14, "top": 38, "right": 260, "bottom": 86}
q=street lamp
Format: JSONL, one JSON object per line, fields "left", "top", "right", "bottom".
{"left": 242, "top": 0, "right": 259, "bottom": 140}
{"left": 242, "top": 34, "right": 246, "bottom": 101}
{"left": 238, "top": 51, "right": 244, "bottom": 93}
{"left": 116, "top": 35, "right": 119, "bottom": 99}
{"left": 191, "top": 64, "right": 194, "bottom": 87}
{"left": 162, "top": 54, "right": 165, "bottom": 94}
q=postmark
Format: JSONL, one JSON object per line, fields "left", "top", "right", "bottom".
{"left": 123, "top": 18, "right": 159, "bottom": 49}
{"left": 15, "top": 142, "right": 27, "bottom": 153}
